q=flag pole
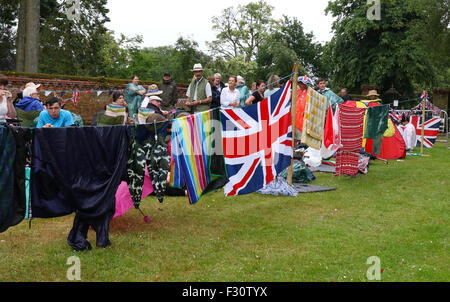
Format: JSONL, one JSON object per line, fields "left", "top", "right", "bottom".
{"left": 287, "top": 63, "right": 298, "bottom": 185}
{"left": 420, "top": 92, "right": 426, "bottom": 154}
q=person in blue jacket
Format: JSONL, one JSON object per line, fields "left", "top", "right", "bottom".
{"left": 14, "top": 86, "right": 45, "bottom": 112}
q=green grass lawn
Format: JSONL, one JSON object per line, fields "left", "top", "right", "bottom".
{"left": 1, "top": 143, "right": 449, "bottom": 282}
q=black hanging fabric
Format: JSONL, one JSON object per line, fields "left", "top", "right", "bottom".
{"left": 31, "top": 126, "right": 130, "bottom": 250}
{"left": 0, "top": 125, "right": 31, "bottom": 233}
{"left": 0, "top": 125, "right": 17, "bottom": 233}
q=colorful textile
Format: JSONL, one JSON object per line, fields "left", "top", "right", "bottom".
{"left": 295, "top": 88, "right": 308, "bottom": 132}
{"left": 364, "top": 105, "right": 389, "bottom": 155}
{"left": 105, "top": 104, "right": 127, "bottom": 124}
{"left": 365, "top": 118, "right": 406, "bottom": 160}
{"left": 301, "top": 87, "right": 327, "bottom": 149}
{"left": 320, "top": 103, "right": 342, "bottom": 159}
{"left": 171, "top": 109, "right": 225, "bottom": 204}
{"left": 220, "top": 81, "right": 292, "bottom": 196}
{"left": 127, "top": 123, "right": 171, "bottom": 207}
{"left": 137, "top": 107, "right": 155, "bottom": 124}
{"left": 409, "top": 116, "right": 441, "bottom": 148}
{"left": 335, "top": 105, "right": 365, "bottom": 176}
{"left": 335, "top": 150, "right": 360, "bottom": 176}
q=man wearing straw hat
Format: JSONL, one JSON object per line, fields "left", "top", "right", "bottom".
{"left": 185, "top": 63, "right": 212, "bottom": 113}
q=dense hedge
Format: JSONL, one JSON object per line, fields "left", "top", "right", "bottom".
{"left": 0, "top": 71, "right": 189, "bottom": 88}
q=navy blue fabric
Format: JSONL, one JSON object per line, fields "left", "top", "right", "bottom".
{"left": 0, "top": 125, "right": 30, "bottom": 234}
{"left": 0, "top": 125, "right": 16, "bottom": 233}
{"left": 31, "top": 126, "right": 130, "bottom": 250}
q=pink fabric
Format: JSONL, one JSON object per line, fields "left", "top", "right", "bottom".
{"left": 113, "top": 166, "right": 154, "bottom": 218}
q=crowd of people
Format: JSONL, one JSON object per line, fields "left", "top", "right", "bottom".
{"left": 0, "top": 64, "right": 418, "bottom": 152}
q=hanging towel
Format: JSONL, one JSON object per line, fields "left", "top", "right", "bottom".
{"left": 320, "top": 103, "right": 342, "bottom": 159}
{"left": 335, "top": 105, "right": 365, "bottom": 176}
{"left": 171, "top": 109, "right": 226, "bottom": 204}
{"left": 364, "top": 105, "right": 389, "bottom": 155}
{"left": 301, "top": 87, "right": 327, "bottom": 149}
{"left": 295, "top": 88, "right": 308, "bottom": 132}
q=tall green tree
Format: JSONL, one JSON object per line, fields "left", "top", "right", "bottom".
{"left": 274, "top": 16, "right": 326, "bottom": 78}
{"left": 325, "top": 0, "right": 440, "bottom": 97}
{"left": 0, "top": 0, "right": 20, "bottom": 70}
{"left": 127, "top": 37, "right": 211, "bottom": 83}
{"left": 39, "top": 0, "right": 110, "bottom": 76}
{"left": 208, "top": 0, "right": 275, "bottom": 62}
{"left": 423, "top": 0, "right": 449, "bottom": 87}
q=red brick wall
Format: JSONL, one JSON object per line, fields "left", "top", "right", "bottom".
{"left": 6, "top": 75, "right": 187, "bottom": 125}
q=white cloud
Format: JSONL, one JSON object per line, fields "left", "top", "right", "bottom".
{"left": 105, "top": 0, "right": 335, "bottom": 51}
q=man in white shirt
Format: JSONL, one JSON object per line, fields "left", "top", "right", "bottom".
{"left": 399, "top": 116, "right": 417, "bottom": 151}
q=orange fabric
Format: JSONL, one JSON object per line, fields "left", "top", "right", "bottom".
{"left": 295, "top": 88, "right": 308, "bottom": 131}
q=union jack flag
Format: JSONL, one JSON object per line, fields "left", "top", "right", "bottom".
{"left": 410, "top": 116, "right": 441, "bottom": 148}
{"left": 220, "top": 81, "right": 293, "bottom": 196}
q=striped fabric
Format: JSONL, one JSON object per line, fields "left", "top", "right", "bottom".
{"left": 104, "top": 104, "right": 127, "bottom": 124}
{"left": 301, "top": 87, "right": 327, "bottom": 149}
{"left": 170, "top": 110, "right": 217, "bottom": 204}
{"left": 335, "top": 105, "right": 366, "bottom": 176}
{"left": 137, "top": 107, "right": 155, "bottom": 124}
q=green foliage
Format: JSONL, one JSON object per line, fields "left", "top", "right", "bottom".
{"left": 208, "top": 55, "right": 258, "bottom": 84}
{"left": 99, "top": 32, "right": 143, "bottom": 79}
{"left": 273, "top": 16, "right": 326, "bottom": 78}
{"left": 208, "top": 0, "right": 275, "bottom": 62}
{"left": 127, "top": 37, "right": 212, "bottom": 84}
{"left": 39, "top": 0, "right": 111, "bottom": 76}
{"left": 0, "top": 0, "right": 20, "bottom": 70}
{"left": 325, "top": 0, "right": 445, "bottom": 97}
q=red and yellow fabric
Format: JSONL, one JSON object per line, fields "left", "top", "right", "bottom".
{"left": 295, "top": 88, "right": 308, "bottom": 132}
